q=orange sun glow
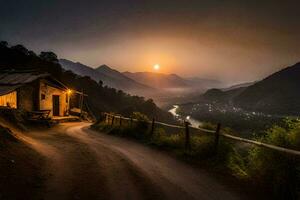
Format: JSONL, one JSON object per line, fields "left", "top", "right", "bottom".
{"left": 153, "top": 64, "right": 160, "bottom": 71}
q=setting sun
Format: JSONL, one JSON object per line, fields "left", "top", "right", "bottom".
{"left": 153, "top": 64, "right": 160, "bottom": 71}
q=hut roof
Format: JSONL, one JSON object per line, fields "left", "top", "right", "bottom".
{"left": 0, "top": 72, "right": 49, "bottom": 85}
{"left": 0, "top": 71, "right": 68, "bottom": 93}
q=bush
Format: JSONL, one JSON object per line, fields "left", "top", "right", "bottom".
{"left": 94, "top": 117, "right": 234, "bottom": 168}
{"left": 227, "top": 148, "right": 248, "bottom": 179}
{"left": 247, "top": 123, "right": 299, "bottom": 199}
{"left": 131, "top": 112, "right": 149, "bottom": 133}
{"left": 228, "top": 119, "right": 300, "bottom": 199}
{"left": 150, "top": 128, "right": 184, "bottom": 149}
{"left": 92, "top": 114, "right": 151, "bottom": 140}
{"left": 200, "top": 122, "right": 216, "bottom": 130}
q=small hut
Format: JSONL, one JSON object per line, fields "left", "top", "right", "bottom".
{"left": 0, "top": 70, "right": 71, "bottom": 117}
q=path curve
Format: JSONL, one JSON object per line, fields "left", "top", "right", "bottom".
{"left": 21, "top": 122, "right": 256, "bottom": 200}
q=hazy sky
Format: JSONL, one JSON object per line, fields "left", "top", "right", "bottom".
{"left": 1, "top": 0, "right": 300, "bottom": 84}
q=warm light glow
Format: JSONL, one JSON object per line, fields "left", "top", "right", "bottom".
{"left": 153, "top": 64, "right": 160, "bottom": 71}
{"left": 67, "top": 89, "right": 72, "bottom": 94}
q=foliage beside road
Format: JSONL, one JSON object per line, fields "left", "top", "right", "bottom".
{"left": 93, "top": 114, "right": 300, "bottom": 199}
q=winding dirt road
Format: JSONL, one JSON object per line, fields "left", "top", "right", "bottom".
{"left": 20, "top": 122, "right": 257, "bottom": 200}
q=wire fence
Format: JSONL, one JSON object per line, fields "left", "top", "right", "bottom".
{"left": 103, "top": 113, "right": 300, "bottom": 157}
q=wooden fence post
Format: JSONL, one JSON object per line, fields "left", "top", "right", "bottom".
{"left": 214, "top": 123, "right": 221, "bottom": 153}
{"left": 185, "top": 121, "right": 191, "bottom": 151}
{"left": 150, "top": 118, "right": 155, "bottom": 135}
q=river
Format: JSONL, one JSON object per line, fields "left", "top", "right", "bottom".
{"left": 168, "top": 105, "right": 203, "bottom": 128}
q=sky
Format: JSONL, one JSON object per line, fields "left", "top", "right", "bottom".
{"left": 1, "top": 0, "right": 300, "bottom": 84}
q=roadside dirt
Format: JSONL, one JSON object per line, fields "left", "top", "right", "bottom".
{"left": 0, "top": 125, "right": 45, "bottom": 200}
{"left": 1, "top": 122, "right": 264, "bottom": 199}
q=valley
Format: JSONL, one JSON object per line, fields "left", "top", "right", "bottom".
{"left": 59, "top": 55, "right": 300, "bottom": 137}
{"left": 59, "top": 59, "right": 222, "bottom": 105}
{"left": 168, "top": 105, "right": 203, "bottom": 128}
{"left": 2, "top": 1, "right": 300, "bottom": 199}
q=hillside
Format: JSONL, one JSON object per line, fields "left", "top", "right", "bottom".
{"left": 182, "top": 62, "right": 300, "bottom": 116}
{"left": 234, "top": 62, "right": 300, "bottom": 115}
{"left": 0, "top": 41, "right": 173, "bottom": 122}
{"left": 59, "top": 59, "right": 111, "bottom": 83}
{"left": 221, "top": 81, "right": 255, "bottom": 92}
{"left": 201, "top": 87, "right": 247, "bottom": 104}
{"left": 59, "top": 59, "right": 155, "bottom": 96}
{"left": 95, "top": 64, "right": 156, "bottom": 94}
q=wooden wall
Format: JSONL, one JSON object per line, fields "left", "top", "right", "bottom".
{"left": 17, "top": 84, "right": 36, "bottom": 111}
{"left": 0, "top": 79, "right": 69, "bottom": 116}
{"left": 39, "top": 79, "right": 69, "bottom": 117}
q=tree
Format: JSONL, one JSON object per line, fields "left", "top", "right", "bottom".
{"left": 0, "top": 41, "right": 8, "bottom": 48}
{"left": 98, "top": 80, "right": 103, "bottom": 87}
{"left": 11, "top": 44, "right": 29, "bottom": 55}
{"left": 39, "top": 51, "right": 58, "bottom": 63}
{"left": 28, "top": 50, "right": 37, "bottom": 57}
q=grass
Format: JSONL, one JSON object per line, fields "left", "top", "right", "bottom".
{"left": 92, "top": 120, "right": 233, "bottom": 168}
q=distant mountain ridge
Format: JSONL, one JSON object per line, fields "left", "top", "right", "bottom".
{"left": 59, "top": 59, "right": 110, "bottom": 82}
{"left": 60, "top": 59, "right": 222, "bottom": 98}
{"left": 96, "top": 65, "right": 153, "bottom": 90}
{"left": 59, "top": 59, "right": 155, "bottom": 96}
{"left": 123, "top": 71, "right": 222, "bottom": 90}
{"left": 123, "top": 71, "right": 189, "bottom": 89}
{"left": 185, "top": 77, "right": 222, "bottom": 89}
{"left": 191, "top": 62, "right": 300, "bottom": 115}
{"left": 95, "top": 64, "right": 154, "bottom": 91}
{"left": 234, "top": 62, "right": 300, "bottom": 115}
{"left": 221, "top": 81, "right": 256, "bottom": 92}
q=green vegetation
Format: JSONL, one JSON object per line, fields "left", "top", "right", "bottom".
{"left": 247, "top": 148, "right": 297, "bottom": 199}
{"left": 93, "top": 115, "right": 300, "bottom": 199}
{"left": 93, "top": 112, "right": 233, "bottom": 171}
{"left": 229, "top": 119, "right": 300, "bottom": 199}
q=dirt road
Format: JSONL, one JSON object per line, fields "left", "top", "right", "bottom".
{"left": 20, "top": 122, "right": 254, "bottom": 200}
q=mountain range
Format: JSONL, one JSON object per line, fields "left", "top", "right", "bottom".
{"left": 190, "top": 62, "right": 300, "bottom": 115}
{"left": 234, "top": 62, "right": 300, "bottom": 115}
{"left": 59, "top": 59, "right": 222, "bottom": 97}
{"left": 123, "top": 71, "right": 188, "bottom": 89}
{"left": 59, "top": 59, "right": 155, "bottom": 96}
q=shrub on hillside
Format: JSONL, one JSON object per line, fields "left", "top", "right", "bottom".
{"left": 228, "top": 119, "right": 300, "bottom": 199}
{"left": 150, "top": 128, "right": 184, "bottom": 149}
{"left": 131, "top": 112, "right": 150, "bottom": 132}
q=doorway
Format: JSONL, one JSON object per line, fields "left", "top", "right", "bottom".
{"left": 52, "top": 95, "right": 60, "bottom": 116}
